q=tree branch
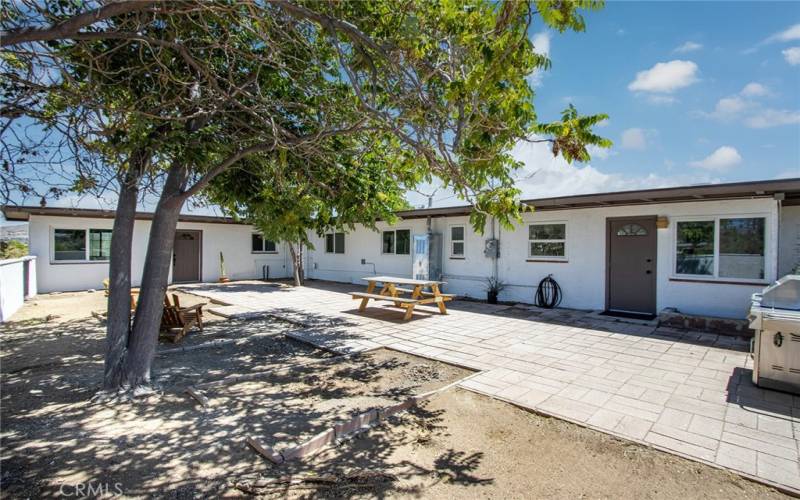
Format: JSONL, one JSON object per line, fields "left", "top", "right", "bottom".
{"left": 1, "top": 1, "right": 158, "bottom": 47}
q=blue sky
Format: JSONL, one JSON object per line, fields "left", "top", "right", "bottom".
{"left": 411, "top": 1, "right": 800, "bottom": 207}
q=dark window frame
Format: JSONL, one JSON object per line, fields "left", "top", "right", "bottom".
{"left": 382, "top": 229, "right": 411, "bottom": 255}
{"left": 325, "top": 232, "right": 346, "bottom": 254}
{"left": 251, "top": 233, "right": 278, "bottom": 254}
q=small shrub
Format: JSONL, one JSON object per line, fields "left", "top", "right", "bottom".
{"left": 0, "top": 240, "right": 28, "bottom": 259}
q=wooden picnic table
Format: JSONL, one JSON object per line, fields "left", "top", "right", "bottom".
{"left": 351, "top": 276, "right": 455, "bottom": 321}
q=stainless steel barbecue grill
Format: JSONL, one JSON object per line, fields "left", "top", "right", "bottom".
{"left": 748, "top": 275, "right": 800, "bottom": 395}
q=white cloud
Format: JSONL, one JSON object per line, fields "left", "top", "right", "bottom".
{"left": 703, "top": 101, "right": 800, "bottom": 128}
{"left": 509, "top": 140, "right": 717, "bottom": 199}
{"left": 716, "top": 96, "right": 749, "bottom": 114}
{"left": 705, "top": 95, "right": 753, "bottom": 121}
{"left": 587, "top": 144, "right": 614, "bottom": 160}
{"left": 406, "top": 140, "right": 722, "bottom": 207}
{"left": 674, "top": 41, "right": 703, "bottom": 53}
{"left": 766, "top": 23, "right": 800, "bottom": 43}
{"left": 689, "top": 146, "right": 742, "bottom": 171}
{"left": 782, "top": 46, "right": 800, "bottom": 65}
{"left": 527, "top": 31, "right": 551, "bottom": 87}
{"left": 744, "top": 23, "right": 800, "bottom": 53}
{"left": 628, "top": 60, "right": 699, "bottom": 93}
{"left": 745, "top": 108, "right": 800, "bottom": 128}
{"left": 621, "top": 128, "right": 647, "bottom": 150}
{"left": 699, "top": 83, "right": 796, "bottom": 125}
{"left": 740, "top": 82, "right": 769, "bottom": 97}
{"left": 532, "top": 31, "right": 551, "bottom": 57}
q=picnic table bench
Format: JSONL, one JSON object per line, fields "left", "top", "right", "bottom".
{"left": 351, "top": 276, "right": 454, "bottom": 321}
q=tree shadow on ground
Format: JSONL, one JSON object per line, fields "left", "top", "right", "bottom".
{"left": 1, "top": 308, "right": 482, "bottom": 498}
{"left": 232, "top": 401, "right": 493, "bottom": 498}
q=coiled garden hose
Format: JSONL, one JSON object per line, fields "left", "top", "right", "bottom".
{"left": 535, "top": 274, "right": 562, "bottom": 309}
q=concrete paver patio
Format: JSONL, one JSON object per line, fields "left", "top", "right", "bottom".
{"left": 179, "top": 280, "right": 800, "bottom": 494}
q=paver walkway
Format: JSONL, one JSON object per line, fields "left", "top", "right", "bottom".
{"left": 179, "top": 280, "right": 800, "bottom": 493}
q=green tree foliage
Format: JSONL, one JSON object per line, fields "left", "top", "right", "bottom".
{"left": 208, "top": 133, "right": 413, "bottom": 283}
{"left": 2, "top": 0, "right": 610, "bottom": 392}
{"left": 0, "top": 240, "right": 28, "bottom": 259}
{"left": 4, "top": 0, "right": 610, "bottom": 232}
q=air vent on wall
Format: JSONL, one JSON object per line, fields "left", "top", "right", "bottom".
{"left": 772, "top": 365, "right": 785, "bottom": 371}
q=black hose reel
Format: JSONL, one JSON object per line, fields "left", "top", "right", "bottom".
{"left": 535, "top": 274, "right": 562, "bottom": 309}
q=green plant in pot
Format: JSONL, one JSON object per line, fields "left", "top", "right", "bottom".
{"left": 485, "top": 277, "right": 505, "bottom": 305}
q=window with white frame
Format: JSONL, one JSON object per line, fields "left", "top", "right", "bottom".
{"left": 251, "top": 233, "right": 277, "bottom": 253}
{"left": 450, "top": 225, "right": 465, "bottom": 257}
{"left": 53, "top": 228, "right": 113, "bottom": 262}
{"left": 382, "top": 229, "right": 410, "bottom": 255}
{"left": 528, "top": 223, "right": 566, "bottom": 259}
{"left": 325, "top": 232, "right": 345, "bottom": 254}
{"left": 675, "top": 216, "right": 766, "bottom": 280}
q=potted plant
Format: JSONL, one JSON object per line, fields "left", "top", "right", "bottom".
{"left": 485, "top": 277, "right": 505, "bottom": 304}
{"left": 218, "top": 252, "right": 230, "bottom": 283}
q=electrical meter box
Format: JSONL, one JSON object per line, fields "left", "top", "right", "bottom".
{"left": 484, "top": 238, "right": 500, "bottom": 258}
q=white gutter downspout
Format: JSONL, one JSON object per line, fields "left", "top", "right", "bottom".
{"left": 491, "top": 216, "right": 498, "bottom": 283}
{"left": 775, "top": 192, "right": 785, "bottom": 278}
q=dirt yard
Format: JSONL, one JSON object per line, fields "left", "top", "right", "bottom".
{"left": 197, "top": 349, "right": 471, "bottom": 450}
{"left": 0, "top": 292, "right": 791, "bottom": 499}
{"left": 7, "top": 287, "right": 217, "bottom": 325}
{"left": 276, "top": 389, "right": 787, "bottom": 499}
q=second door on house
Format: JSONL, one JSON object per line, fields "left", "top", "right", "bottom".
{"left": 173, "top": 230, "right": 201, "bottom": 283}
{"left": 606, "top": 217, "right": 657, "bottom": 316}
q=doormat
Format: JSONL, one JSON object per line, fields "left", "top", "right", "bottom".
{"left": 600, "top": 310, "right": 656, "bottom": 321}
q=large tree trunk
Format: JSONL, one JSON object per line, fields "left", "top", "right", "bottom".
{"left": 288, "top": 241, "right": 303, "bottom": 286}
{"left": 109, "top": 163, "right": 188, "bottom": 390}
{"left": 102, "top": 164, "right": 142, "bottom": 388}
{"left": 297, "top": 243, "right": 305, "bottom": 285}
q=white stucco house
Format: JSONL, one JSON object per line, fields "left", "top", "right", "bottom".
{"left": 3, "top": 178, "right": 799, "bottom": 320}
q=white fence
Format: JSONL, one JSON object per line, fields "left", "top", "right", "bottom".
{"left": 0, "top": 256, "right": 37, "bottom": 322}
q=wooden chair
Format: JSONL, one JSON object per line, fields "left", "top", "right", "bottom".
{"left": 160, "top": 293, "right": 204, "bottom": 343}
{"left": 102, "top": 279, "right": 139, "bottom": 311}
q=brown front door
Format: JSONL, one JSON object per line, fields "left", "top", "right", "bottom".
{"left": 172, "top": 230, "right": 201, "bottom": 283}
{"left": 606, "top": 217, "right": 657, "bottom": 315}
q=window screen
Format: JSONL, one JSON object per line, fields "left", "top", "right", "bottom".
{"left": 719, "top": 217, "right": 764, "bottom": 279}
{"left": 382, "top": 231, "right": 395, "bottom": 254}
{"left": 334, "top": 232, "right": 345, "bottom": 254}
{"left": 450, "top": 226, "right": 465, "bottom": 256}
{"left": 396, "top": 230, "right": 410, "bottom": 255}
{"left": 325, "top": 233, "right": 335, "bottom": 253}
{"left": 529, "top": 223, "right": 566, "bottom": 258}
{"left": 252, "top": 233, "right": 264, "bottom": 252}
{"left": 89, "top": 229, "right": 112, "bottom": 261}
{"left": 675, "top": 221, "right": 714, "bottom": 275}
